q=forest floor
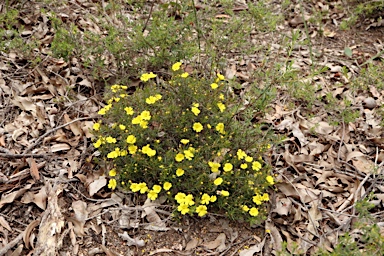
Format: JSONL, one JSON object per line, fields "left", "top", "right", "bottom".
{"left": 0, "top": 0, "right": 384, "bottom": 255}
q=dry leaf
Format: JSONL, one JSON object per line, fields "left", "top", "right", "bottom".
{"left": 64, "top": 113, "right": 83, "bottom": 136}
{"left": 272, "top": 197, "right": 292, "bottom": 216}
{"left": 142, "top": 199, "right": 168, "bottom": 231}
{"left": 0, "top": 183, "right": 33, "bottom": 209}
{"left": 50, "top": 143, "right": 70, "bottom": 152}
{"left": 0, "top": 215, "right": 12, "bottom": 231}
{"left": 118, "top": 231, "right": 145, "bottom": 247}
{"left": 71, "top": 200, "right": 88, "bottom": 236}
{"left": 185, "top": 237, "right": 199, "bottom": 251}
{"left": 27, "top": 158, "right": 40, "bottom": 180}
{"left": 239, "top": 237, "right": 266, "bottom": 256}
{"left": 202, "top": 233, "right": 226, "bottom": 251}
{"left": 11, "top": 95, "right": 37, "bottom": 115}
{"left": 265, "top": 221, "right": 283, "bottom": 252}
{"left": 88, "top": 175, "right": 107, "bottom": 196}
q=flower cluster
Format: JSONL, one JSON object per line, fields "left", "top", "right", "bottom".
{"left": 92, "top": 63, "right": 275, "bottom": 224}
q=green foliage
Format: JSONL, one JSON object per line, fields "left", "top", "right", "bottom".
{"left": 92, "top": 64, "right": 276, "bottom": 224}
{"left": 51, "top": 23, "right": 79, "bottom": 61}
{"left": 339, "top": 0, "right": 384, "bottom": 30}
{"left": 316, "top": 198, "right": 384, "bottom": 255}
{"left": 0, "top": 9, "right": 38, "bottom": 56}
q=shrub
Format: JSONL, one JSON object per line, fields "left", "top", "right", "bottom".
{"left": 92, "top": 63, "right": 275, "bottom": 224}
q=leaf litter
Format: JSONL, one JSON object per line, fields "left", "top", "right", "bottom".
{"left": 0, "top": 0, "right": 383, "bottom": 255}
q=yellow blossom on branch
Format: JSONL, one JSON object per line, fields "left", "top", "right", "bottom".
{"left": 196, "top": 205, "right": 208, "bottom": 217}
{"left": 249, "top": 207, "right": 259, "bottom": 217}
{"left": 193, "top": 122, "right": 203, "bottom": 133}
{"left": 172, "top": 62, "right": 182, "bottom": 71}
{"left": 163, "top": 182, "right": 172, "bottom": 191}
{"left": 108, "top": 179, "right": 117, "bottom": 190}
{"left": 109, "top": 169, "right": 117, "bottom": 176}
{"left": 140, "top": 72, "right": 157, "bottom": 82}
{"left": 93, "top": 123, "right": 100, "bottom": 131}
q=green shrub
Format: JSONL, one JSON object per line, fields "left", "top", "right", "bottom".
{"left": 92, "top": 63, "right": 275, "bottom": 224}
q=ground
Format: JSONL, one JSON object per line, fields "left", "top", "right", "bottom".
{"left": 0, "top": 0, "right": 384, "bottom": 255}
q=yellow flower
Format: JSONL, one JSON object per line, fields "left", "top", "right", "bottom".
{"left": 128, "top": 145, "right": 138, "bottom": 154}
{"left": 245, "top": 156, "right": 253, "bottom": 162}
{"left": 106, "top": 136, "right": 117, "bottom": 143}
{"left": 142, "top": 144, "right": 156, "bottom": 157}
{"left": 181, "top": 72, "right": 189, "bottom": 78}
{"left": 196, "top": 205, "right": 208, "bottom": 217}
{"left": 252, "top": 161, "right": 262, "bottom": 171}
{"left": 191, "top": 106, "right": 200, "bottom": 116}
{"left": 217, "top": 102, "right": 226, "bottom": 112}
{"left": 262, "top": 193, "right": 270, "bottom": 201}
{"left": 249, "top": 207, "right": 259, "bottom": 217}
{"left": 109, "top": 169, "right": 117, "bottom": 176}
{"left": 119, "top": 124, "right": 126, "bottom": 131}
{"left": 111, "top": 84, "right": 120, "bottom": 92}
{"left": 132, "top": 116, "right": 142, "bottom": 124}
{"left": 130, "top": 183, "right": 139, "bottom": 192}
{"left": 163, "top": 182, "right": 172, "bottom": 191}
{"left": 93, "top": 139, "right": 102, "bottom": 148}
{"left": 152, "top": 185, "right": 162, "bottom": 193}
{"left": 215, "top": 123, "right": 225, "bottom": 134}
{"left": 242, "top": 205, "right": 249, "bottom": 212}
{"left": 208, "top": 161, "right": 221, "bottom": 173}
{"left": 177, "top": 203, "right": 190, "bottom": 215}
{"left": 124, "top": 107, "right": 134, "bottom": 115}
{"left": 240, "top": 163, "right": 248, "bottom": 169}
{"left": 217, "top": 73, "right": 225, "bottom": 81}
{"left": 138, "top": 182, "right": 148, "bottom": 193}
{"left": 175, "top": 192, "right": 186, "bottom": 203}
{"left": 146, "top": 96, "right": 157, "bottom": 104}
{"left": 220, "top": 190, "right": 229, "bottom": 197}
{"left": 93, "top": 123, "right": 100, "bottom": 131}
{"left": 184, "top": 194, "right": 194, "bottom": 206}
{"left": 147, "top": 190, "right": 158, "bottom": 201}
{"left": 210, "top": 195, "right": 217, "bottom": 202}
{"left": 266, "top": 175, "right": 274, "bottom": 185}
{"left": 140, "top": 110, "right": 151, "bottom": 120}
{"left": 200, "top": 194, "right": 211, "bottom": 205}
{"left": 219, "top": 93, "right": 225, "bottom": 100}
{"left": 180, "top": 139, "right": 190, "bottom": 145}
{"left": 155, "top": 94, "right": 162, "bottom": 100}
{"left": 214, "top": 177, "right": 223, "bottom": 186}
{"left": 98, "top": 108, "right": 107, "bottom": 115}
{"left": 126, "top": 135, "right": 137, "bottom": 144}
{"left": 175, "top": 153, "right": 185, "bottom": 162}
{"left": 223, "top": 163, "right": 233, "bottom": 172}
{"left": 172, "top": 62, "right": 182, "bottom": 71}
{"left": 107, "top": 148, "right": 120, "bottom": 158}
{"left": 211, "top": 83, "right": 218, "bottom": 89}
{"left": 140, "top": 72, "right": 157, "bottom": 82}
{"left": 193, "top": 122, "right": 203, "bottom": 132}
{"left": 139, "top": 120, "right": 148, "bottom": 129}
{"left": 108, "top": 179, "right": 117, "bottom": 190}
{"left": 253, "top": 194, "right": 262, "bottom": 205}
{"left": 176, "top": 168, "right": 185, "bottom": 177}
{"left": 184, "top": 149, "right": 194, "bottom": 160}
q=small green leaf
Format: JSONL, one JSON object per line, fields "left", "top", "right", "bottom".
{"left": 344, "top": 47, "right": 353, "bottom": 57}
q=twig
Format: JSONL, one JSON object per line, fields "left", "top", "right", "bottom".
{"left": 23, "top": 116, "right": 97, "bottom": 154}
{"left": 142, "top": 0, "right": 155, "bottom": 33}
{"left": 0, "top": 153, "right": 50, "bottom": 159}
{"left": 0, "top": 231, "right": 23, "bottom": 256}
